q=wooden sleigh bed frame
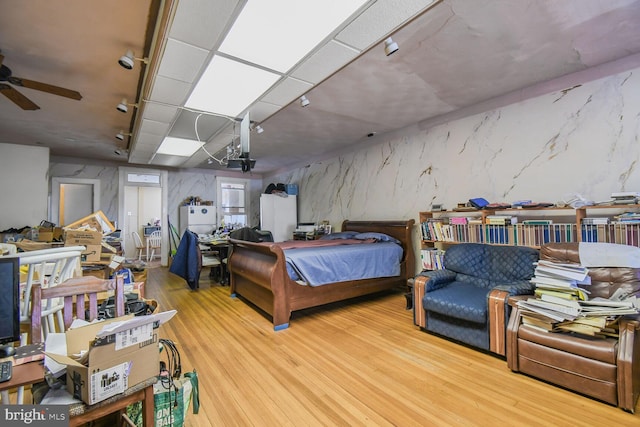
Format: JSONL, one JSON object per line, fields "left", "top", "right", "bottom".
{"left": 228, "top": 219, "right": 415, "bottom": 330}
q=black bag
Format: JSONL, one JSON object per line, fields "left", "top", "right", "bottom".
{"left": 96, "top": 293, "right": 156, "bottom": 319}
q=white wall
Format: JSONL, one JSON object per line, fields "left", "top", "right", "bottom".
{"left": 266, "top": 66, "right": 640, "bottom": 271}
{"left": 0, "top": 143, "right": 49, "bottom": 231}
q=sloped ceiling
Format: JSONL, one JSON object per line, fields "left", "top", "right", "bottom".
{"left": 1, "top": 0, "right": 640, "bottom": 175}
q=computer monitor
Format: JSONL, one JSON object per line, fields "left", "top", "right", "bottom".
{"left": 0, "top": 257, "right": 20, "bottom": 348}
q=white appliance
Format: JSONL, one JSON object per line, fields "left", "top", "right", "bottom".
{"left": 260, "top": 194, "right": 297, "bottom": 242}
{"left": 179, "top": 205, "right": 216, "bottom": 236}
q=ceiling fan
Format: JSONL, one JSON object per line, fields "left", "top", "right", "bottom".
{"left": 0, "top": 53, "right": 82, "bottom": 110}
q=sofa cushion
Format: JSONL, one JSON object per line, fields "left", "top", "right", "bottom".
{"left": 424, "top": 281, "right": 488, "bottom": 323}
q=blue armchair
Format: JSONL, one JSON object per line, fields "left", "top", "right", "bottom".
{"left": 413, "top": 243, "right": 538, "bottom": 354}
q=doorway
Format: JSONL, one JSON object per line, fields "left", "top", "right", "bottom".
{"left": 118, "top": 168, "right": 168, "bottom": 266}
{"left": 50, "top": 178, "right": 100, "bottom": 226}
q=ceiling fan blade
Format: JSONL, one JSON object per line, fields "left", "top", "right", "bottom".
{"left": 0, "top": 83, "right": 40, "bottom": 110}
{"left": 8, "top": 76, "right": 82, "bottom": 100}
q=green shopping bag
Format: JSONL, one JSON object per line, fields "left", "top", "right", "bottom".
{"left": 125, "top": 370, "right": 199, "bottom": 427}
{"left": 153, "top": 370, "right": 199, "bottom": 427}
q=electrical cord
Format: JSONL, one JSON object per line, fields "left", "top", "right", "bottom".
{"left": 158, "top": 339, "right": 182, "bottom": 411}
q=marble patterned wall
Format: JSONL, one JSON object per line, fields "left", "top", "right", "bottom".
{"left": 267, "top": 66, "right": 640, "bottom": 256}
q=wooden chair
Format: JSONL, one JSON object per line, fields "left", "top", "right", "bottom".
{"left": 30, "top": 275, "right": 125, "bottom": 343}
{"left": 6, "top": 246, "right": 86, "bottom": 341}
{"left": 146, "top": 230, "right": 161, "bottom": 262}
{"left": 132, "top": 231, "right": 146, "bottom": 261}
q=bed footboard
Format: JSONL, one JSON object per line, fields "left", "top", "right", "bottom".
{"left": 228, "top": 240, "right": 292, "bottom": 329}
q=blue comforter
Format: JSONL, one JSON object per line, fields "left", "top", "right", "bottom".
{"left": 284, "top": 241, "right": 403, "bottom": 287}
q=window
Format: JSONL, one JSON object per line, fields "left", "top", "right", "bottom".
{"left": 218, "top": 179, "right": 248, "bottom": 229}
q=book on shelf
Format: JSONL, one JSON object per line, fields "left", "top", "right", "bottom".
{"left": 581, "top": 217, "right": 610, "bottom": 225}
{"left": 449, "top": 216, "right": 470, "bottom": 225}
{"left": 521, "top": 219, "right": 553, "bottom": 225}
{"left": 486, "top": 215, "right": 517, "bottom": 225}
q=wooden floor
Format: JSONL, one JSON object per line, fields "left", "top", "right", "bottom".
{"left": 147, "top": 267, "right": 640, "bottom": 426}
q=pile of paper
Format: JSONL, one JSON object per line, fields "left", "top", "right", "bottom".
{"left": 517, "top": 260, "right": 639, "bottom": 337}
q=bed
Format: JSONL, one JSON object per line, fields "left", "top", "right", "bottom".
{"left": 228, "top": 219, "right": 415, "bottom": 330}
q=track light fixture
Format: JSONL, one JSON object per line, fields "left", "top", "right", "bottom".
{"left": 384, "top": 37, "right": 399, "bottom": 56}
{"left": 300, "top": 95, "right": 310, "bottom": 107}
{"left": 115, "top": 130, "right": 132, "bottom": 141}
{"left": 116, "top": 98, "right": 138, "bottom": 113}
{"left": 118, "top": 50, "right": 149, "bottom": 70}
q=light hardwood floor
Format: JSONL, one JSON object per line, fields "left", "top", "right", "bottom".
{"left": 147, "top": 267, "right": 640, "bottom": 426}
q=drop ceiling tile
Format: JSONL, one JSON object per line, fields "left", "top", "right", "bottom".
{"left": 336, "top": 0, "right": 437, "bottom": 50}
{"left": 133, "top": 133, "right": 163, "bottom": 148}
{"left": 151, "top": 153, "right": 189, "bottom": 167}
{"left": 169, "top": 0, "right": 242, "bottom": 50}
{"left": 157, "top": 38, "right": 210, "bottom": 83}
{"left": 292, "top": 40, "right": 360, "bottom": 84}
{"left": 170, "top": 110, "right": 230, "bottom": 141}
{"left": 148, "top": 75, "right": 193, "bottom": 105}
{"left": 139, "top": 119, "right": 171, "bottom": 136}
{"left": 261, "top": 77, "right": 313, "bottom": 107}
{"left": 141, "top": 103, "right": 179, "bottom": 123}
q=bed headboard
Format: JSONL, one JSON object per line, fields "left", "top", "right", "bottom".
{"left": 342, "top": 219, "right": 416, "bottom": 280}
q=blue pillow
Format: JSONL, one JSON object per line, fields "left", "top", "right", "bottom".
{"left": 354, "top": 232, "right": 400, "bottom": 244}
{"left": 319, "top": 231, "right": 359, "bottom": 240}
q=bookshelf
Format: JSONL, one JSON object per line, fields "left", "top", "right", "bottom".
{"left": 418, "top": 204, "right": 640, "bottom": 270}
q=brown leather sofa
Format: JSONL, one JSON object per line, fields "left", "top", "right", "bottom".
{"left": 507, "top": 242, "right": 640, "bottom": 412}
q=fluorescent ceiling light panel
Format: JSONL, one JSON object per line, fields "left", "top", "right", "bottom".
{"left": 185, "top": 55, "right": 281, "bottom": 117}
{"left": 156, "top": 136, "right": 203, "bottom": 157}
{"left": 219, "top": 0, "right": 368, "bottom": 73}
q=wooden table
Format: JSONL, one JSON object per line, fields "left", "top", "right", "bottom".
{"left": 0, "top": 361, "right": 156, "bottom": 426}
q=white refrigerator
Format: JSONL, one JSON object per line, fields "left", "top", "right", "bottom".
{"left": 260, "top": 194, "right": 297, "bottom": 242}
{"left": 179, "top": 205, "right": 217, "bottom": 236}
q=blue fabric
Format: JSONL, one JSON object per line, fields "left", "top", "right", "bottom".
{"left": 169, "top": 230, "right": 200, "bottom": 290}
{"left": 284, "top": 242, "right": 403, "bottom": 286}
{"left": 424, "top": 281, "right": 488, "bottom": 323}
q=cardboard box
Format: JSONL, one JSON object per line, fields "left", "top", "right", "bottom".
{"left": 46, "top": 311, "right": 175, "bottom": 405}
{"left": 65, "top": 230, "right": 103, "bottom": 262}
{"left": 65, "top": 210, "right": 115, "bottom": 235}
{"left": 37, "top": 226, "right": 64, "bottom": 242}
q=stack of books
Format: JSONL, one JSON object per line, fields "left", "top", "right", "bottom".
{"left": 611, "top": 192, "right": 640, "bottom": 205}
{"left": 517, "top": 260, "right": 639, "bottom": 337}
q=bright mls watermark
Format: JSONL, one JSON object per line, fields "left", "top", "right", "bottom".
{"left": 2, "top": 405, "right": 68, "bottom": 426}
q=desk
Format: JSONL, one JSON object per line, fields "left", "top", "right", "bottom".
{"left": 0, "top": 360, "right": 44, "bottom": 392}
{"left": 0, "top": 362, "right": 155, "bottom": 426}
{"left": 199, "top": 238, "right": 230, "bottom": 285}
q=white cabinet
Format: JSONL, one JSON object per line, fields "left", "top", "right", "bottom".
{"left": 260, "top": 194, "right": 297, "bottom": 242}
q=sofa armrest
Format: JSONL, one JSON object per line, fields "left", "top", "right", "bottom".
{"left": 493, "top": 280, "right": 535, "bottom": 296}
{"left": 617, "top": 317, "right": 640, "bottom": 413}
{"left": 416, "top": 269, "right": 457, "bottom": 292}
